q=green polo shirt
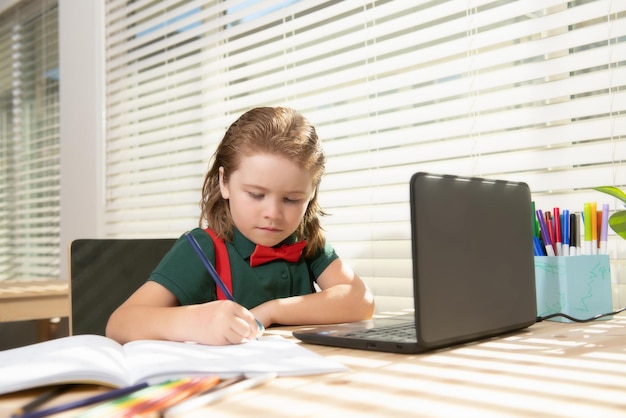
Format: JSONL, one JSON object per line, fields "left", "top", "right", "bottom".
{"left": 149, "top": 227, "right": 338, "bottom": 309}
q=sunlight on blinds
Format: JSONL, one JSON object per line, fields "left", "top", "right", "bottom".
{"left": 0, "top": 0, "right": 60, "bottom": 281}
{"left": 105, "top": 0, "right": 626, "bottom": 311}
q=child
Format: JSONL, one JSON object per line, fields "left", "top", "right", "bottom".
{"left": 106, "top": 107, "right": 375, "bottom": 345}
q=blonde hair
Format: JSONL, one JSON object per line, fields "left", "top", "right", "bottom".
{"left": 199, "top": 107, "right": 327, "bottom": 257}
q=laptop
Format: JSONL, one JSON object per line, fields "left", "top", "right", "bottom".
{"left": 293, "top": 172, "right": 538, "bottom": 353}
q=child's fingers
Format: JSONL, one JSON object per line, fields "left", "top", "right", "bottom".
{"left": 226, "top": 309, "right": 262, "bottom": 342}
{"left": 201, "top": 300, "right": 261, "bottom": 344}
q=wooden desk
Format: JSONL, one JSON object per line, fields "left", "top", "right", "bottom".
{"left": 0, "top": 280, "right": 69, "bottom": 340}
{"left": 1, "top": 314, "right": 625, "bottom": 417}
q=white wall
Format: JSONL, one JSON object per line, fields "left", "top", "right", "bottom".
{"left": 58, "top": 0, "right": 105, "bottom": 279}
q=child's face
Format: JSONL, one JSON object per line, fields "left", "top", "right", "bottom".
{"left": 219, "top": 153, "right": 315, "bottom": 247}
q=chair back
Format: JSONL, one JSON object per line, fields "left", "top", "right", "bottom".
{"left": 69, "top": 238, "right": 176, "bottom": 335}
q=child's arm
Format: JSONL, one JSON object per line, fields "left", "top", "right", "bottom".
{"left": 105, "top": 281, "right": 260, "bottom": 345}
{"left": 251, "top": 258, "right": 375, "bottom": 327}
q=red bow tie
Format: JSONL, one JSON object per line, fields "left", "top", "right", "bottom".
{"left": 249, "top": 240, "right": 307, "bottom": 267}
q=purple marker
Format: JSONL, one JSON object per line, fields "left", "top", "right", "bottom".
{"left": 536, "top": 209, "right": 556, "bottom": 256}
{"left": 600, "top": 204, "right": 609, "bottom": 254}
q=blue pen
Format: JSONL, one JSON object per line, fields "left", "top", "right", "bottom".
{"left": 184, "top": 232, "right": 264, "bottom": 336}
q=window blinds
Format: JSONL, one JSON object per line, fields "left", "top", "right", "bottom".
{"left": 0, "top": 0, "right": 59, "bottom": 282}
{"left": 104, "top": 0, "right": 626, "bottom": 312}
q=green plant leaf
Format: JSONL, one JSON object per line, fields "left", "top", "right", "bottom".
{"left": 609, "top": 210, "right": 626, "bottom": 240}
{"left": 594, "top": 186, "right": 626, "bottom": 205}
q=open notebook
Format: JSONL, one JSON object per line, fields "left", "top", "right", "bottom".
{"left": 294, "top": 172, "right": 538, "bottom": 353}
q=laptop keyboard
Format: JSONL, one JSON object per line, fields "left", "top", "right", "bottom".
{"left": 342, "top": 322, "right": 416, "bottom": 342}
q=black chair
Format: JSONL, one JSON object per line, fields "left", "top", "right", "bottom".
{"left": 69, "top": 238, "right": 176, "bottom": 336}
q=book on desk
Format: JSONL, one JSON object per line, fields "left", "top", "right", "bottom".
{"left": 0, "top": 334, "right": 348, "bottom": 395}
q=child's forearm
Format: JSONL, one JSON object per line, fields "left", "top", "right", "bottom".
{"left": 106, "top": 304, "right": 193, "bottom": 344}
{"left": 257, "top": 282, "right": 375, "bottom": 326}
{"left": 107, "top": 301, "right": 261, "bottom": 345}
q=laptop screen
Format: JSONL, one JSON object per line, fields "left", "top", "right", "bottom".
{"left": 410, "top": 173, "right": 537, "bottom": 348}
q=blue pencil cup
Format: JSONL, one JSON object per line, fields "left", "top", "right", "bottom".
{"left": 534, "top": 255, "right": 612, "bottom": 322}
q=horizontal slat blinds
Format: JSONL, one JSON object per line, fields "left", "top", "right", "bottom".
{"left": 105, "top": 0, "right": 626, "bottom": 312}
{"left": 0, "top": 0, "right": 60, "bottom": 282}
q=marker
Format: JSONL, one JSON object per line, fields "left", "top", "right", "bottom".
{"left": 590, "top": 202, "right": 598, "bottom": 254}
{"left": 184, "top": 232, "right": 264, "bottom": 337}
{"left": 561, "top": 209, "right": 570, "bottom": 256}
{"left": 600, "top": 203, "right": 609, "bottom": 254}
{"left": 583, "top": 203, "right": 592, "bottom": 255}
{"left": 545, "top": 211, "right": 555, "bottom": 254}
{"left": 576, "top": 213, "right": 583, "bottom": 255}
{"left": 531, "top": 201, "right": 540, "bottom": 237}
{"left": 569, "top": 213, "right": 577, "bottom": 256}
{"left": 533, "top": 236, "right": 545, "bottom": 256}
{"left": 553, "top": 207, "right": 562, "bottom": 256}
{"left": 536, "top": 209, "right": 555, "bottom": 256}
{"left": 163, "top": 373, "right": 278, "bottom": 418}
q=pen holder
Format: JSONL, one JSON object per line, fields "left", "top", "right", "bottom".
{"left": 534, "top": 255, "right": 612, "bottom": 322}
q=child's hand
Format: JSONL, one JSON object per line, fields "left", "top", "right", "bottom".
{"left": 185, "top": 300, "right": 261, "bottom": 345}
